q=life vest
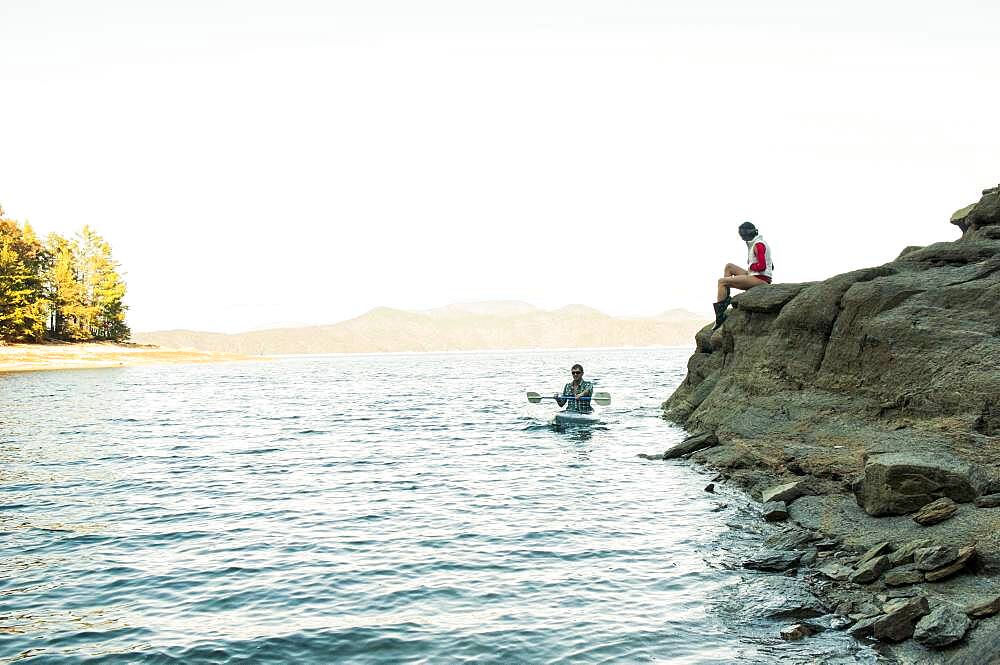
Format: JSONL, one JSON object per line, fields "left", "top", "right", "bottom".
{"left": 746, "top": 234, "right": 773, "bottom": 279}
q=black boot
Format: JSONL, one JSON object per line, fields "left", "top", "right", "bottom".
{"left": 712, "top": 299, "right": 729, "bottom": 330}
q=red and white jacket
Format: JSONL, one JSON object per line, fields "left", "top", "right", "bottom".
{"left": 746, "top": 234, "right": 773, "bottom": 280}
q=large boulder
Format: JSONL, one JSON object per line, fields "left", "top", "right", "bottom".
{"left": 853, "top": 452, "right": 988, "bottom": 516}
{"left": 913, "top": 605, "right": 971, "bottom": 648}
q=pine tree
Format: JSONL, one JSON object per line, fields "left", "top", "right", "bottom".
{"left": 76, "top": 226, "right": 129, "bottom": 340}
{"left": 45, "top": 233, "right": 89, "bottom": 340}
{"left": 0, "top": 214, "right": 49, "bottom": 342}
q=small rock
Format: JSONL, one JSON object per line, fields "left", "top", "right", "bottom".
{"left": 925, "top": 545, "right": 976, "bottom": 582}
{"left": 780, "top": 623, "right": 813, "bottom": 641}
{"left": 704, "top": 483, "right": 715, "bottom": 493}
{"left": 913, "top": 497, "right": 958, "bottom": 525}
{"left": 815, "top": 540, "right": 839, "bottom": 552}
{"left": 857, "top": 542, "right": 893, "bottom": 567}
{"left": 873, "top": 596, "right": 930, "bottom": 642}
{"left": 762, "top": 501, "right": 788, "bottom": 522}
{"left": 913, "top": 604, "right": 971, "bottom": 648}
{"left": 765, "top": 526, "right": 818, "bottom": 550}
{"left": 743, "top": 549, "right": 803, "bottom": 572}
{"left": 709, "top": 502, "right": 728, "bottom": 512}
{"left": 850, "top": 555, "right": 891, "bottom": 585}
{"left": 762, "top": 480, "right": 809, "bottom": 505}
{"left": 637, "top": 453, "right": 664, "bottom": 460}
{"left": 914, "top": 545, "right": 960, "bottom": 571}
{"left": 799, "top": 549, "right": 818, "bottom": 567}
{"left": 848, "top": 615, "right": 881, "bottom": 639}
{"left": 975, "top": 493, "right": 1000, "bottom": 508}
{"left": 966, "top": 595, "right": 1000, "bottom": 618}
{"left": 889, "top": 538, "right": 936, "bottom": 565}
{"left": 883, "top": 564, "right": 924, "bottom": 587}
{"left": 817, "top": 562, "right": 853, "bottom": 582}
{"left": 711, "top": 473, "right": 723, "bottom": 482}
{"left": 830, "top": 615, "right": 854, "bottom": 631}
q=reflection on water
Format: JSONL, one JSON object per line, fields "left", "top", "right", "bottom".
{"left": 0, "top": 349, "right": 875, "bottom": 664}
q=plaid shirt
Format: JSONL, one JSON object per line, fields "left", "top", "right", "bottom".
{"left": 561, "top": 380, "right": 594, "bottom": 413}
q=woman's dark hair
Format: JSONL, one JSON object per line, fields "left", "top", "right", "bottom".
{"left": 571, "top": 363, "right": 583, "bottom": 372}
{"left": 738, "top": 221, "right": 757, "bottom": 240}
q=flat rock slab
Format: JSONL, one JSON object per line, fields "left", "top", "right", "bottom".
{"left": 966, "top": 595, "right": 1000, "bottom": 618}
{"left": 733, "top": 283, "right": 806, "bottom": 312}
{"left": 975, "top": 493, "right": 1000, "bottom": 508}
{"left": 850, "top": 554, "right": 891, "bottom": 585}
{"left": 873, "top": 596, "right": 930, "bottom": 642}
{"left": 854, "top": 452, "right": 987, "bottom": 516}
{"left": 925, "top": 545, "right": 976, "bottom": 582}
{"left": 743, "top": 549, "right": 803, "bottom": 572}
{"left": 662, "top": 433, "right": 718, "bottom": 459}
{"left": 762, "top": 500, "right": 788, "bottom": 522}
{"left": 890, "top": 538, "right": 936, "bottom": 566}
{"left": 764, "top": 526, "right": 818, "bottom": 550}
{"left": 817, "top": 562, "right": 854, "bottom": 582}
{"left": 883, "top": 564, "right": 924, "bottom": 586}
{"left": 857, "top": 542, "right": 892, "bottom": 566}
{"left": 913, "top": 604, "right": 972, "bottom": 648}
{"left": 915, "top": 545, "right": 960, "bottom": 571}
{"left": 762, "top": 480, "right": 809, "bottom": 504}
{"left": 913, "top": 497, "right": 958, "bottom": 525}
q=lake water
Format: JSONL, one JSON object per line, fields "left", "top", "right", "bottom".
{"left": 0, "top": 348, "right": 877, "bottom": 664}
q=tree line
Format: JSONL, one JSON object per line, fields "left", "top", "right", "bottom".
{"left": 0, "top": 204, "right": 129, "bottom": 343}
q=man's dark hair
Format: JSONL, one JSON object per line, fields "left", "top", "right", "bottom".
{"left": 571, "top": 363, "right": 583, "bottom": 372}
{"left": 738, "top": 221, "right": 757, "bottom": 240}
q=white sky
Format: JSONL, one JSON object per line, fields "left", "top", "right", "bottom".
{"left": 1, "top": 1, "right": 997, "bottom": 333}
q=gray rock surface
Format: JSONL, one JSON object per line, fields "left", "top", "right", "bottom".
{"left": 873, "top": 596, "right": 930, "bottom": 642}
{"left": 762, "top": 500, "right": 788, "bottom": 522}
{"left": 883, "top": 565, "right": 924, "bottom": 587}
{"left": 915, "top": 545, "right": 961, "bottom": 571}
{"left": 856, "top": 454, "right": 985, "bottom": 517}
{"left": 913, "top": 604, "right": 971, "bottom": 648}
{"left": 762, "top": 480, "right": 809, "bottom": 504}
{"left": 850, "top": 554, "right": 891, "bottom": 585}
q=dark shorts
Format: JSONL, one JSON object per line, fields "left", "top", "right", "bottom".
{"left": 753, "top": 275, "right": 772, "bottom": 284}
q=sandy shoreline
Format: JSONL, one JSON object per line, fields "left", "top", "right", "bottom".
{"left": 0, "top": 342, "right": 259, "bottom": 373}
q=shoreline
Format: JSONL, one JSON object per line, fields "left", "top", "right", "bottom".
{"left": 0, "top": 342, "right": 259, "bottom": 374}
{"left": 645, "top": 438, "right": 1000, "bottom": 664}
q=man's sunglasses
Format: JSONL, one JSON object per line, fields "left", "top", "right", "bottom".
{"left": 571, "top": 370, "right": 582, "bottom": 374}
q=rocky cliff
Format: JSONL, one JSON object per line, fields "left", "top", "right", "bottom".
{"left": 660, "top": 186, "right": 1000, "bottom": 663}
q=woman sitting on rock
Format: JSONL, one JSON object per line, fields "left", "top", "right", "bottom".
{"left": 713, "top": 222, "right": 774, "bottom": 329}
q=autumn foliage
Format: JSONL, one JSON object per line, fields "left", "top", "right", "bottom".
{"left": 0, "top": 204, "right": 129, "bottom": 343}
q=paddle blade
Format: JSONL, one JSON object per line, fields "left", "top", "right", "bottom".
{"left": 526, "top": 391, "right": 543, "bottom": 403}
{"left": 593, "top": 391, "right": 611, "bottom": 406}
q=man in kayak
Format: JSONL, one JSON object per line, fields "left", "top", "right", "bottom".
{"left": 555, "top": 364, "right": 594, "bottom": 413}
{"left": 713, "top": 221, "right": 774, "bottom": 329}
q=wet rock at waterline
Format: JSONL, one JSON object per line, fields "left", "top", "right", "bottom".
{"left": 662, "top": 432, "right": 718, "bottom": 459}
{"left": 743, "top": 549, "right": 803, "bottom": 572}
{"left": 761, "top": 480, "right": 809, "bottom": 505}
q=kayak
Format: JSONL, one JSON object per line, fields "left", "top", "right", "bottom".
{"left": 551, "top": 410, "right": 601, "bottom": 426}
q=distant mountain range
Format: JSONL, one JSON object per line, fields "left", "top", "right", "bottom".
{"left": 131, "top": 301, "right": 708, "bottom": 355}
